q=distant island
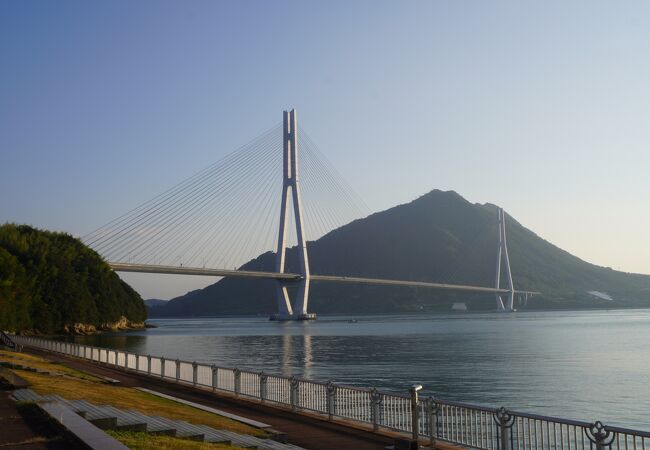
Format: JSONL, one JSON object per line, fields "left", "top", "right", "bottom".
{"left": 149, "top": 189, "right": 650, "bottom": 317}
{"left": 0, "top": 224, "right": 146, "bottom": 334}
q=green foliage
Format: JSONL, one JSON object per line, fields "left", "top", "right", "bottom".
{"left": 0, "top": 224, "right": 146, "bottom": 333}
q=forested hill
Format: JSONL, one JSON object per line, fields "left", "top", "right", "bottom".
{"left": 150, "top": 190, "right": 650, "bottom": 316}
{"left": 0, "top": 224, "right": 146, "bottom": 333}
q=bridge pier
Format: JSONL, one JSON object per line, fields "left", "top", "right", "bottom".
{"left": 271, "top": 109, "right": 316, "bottom": 321}
{"left": 495, "top": 207, "right": 516, "bottom": 312}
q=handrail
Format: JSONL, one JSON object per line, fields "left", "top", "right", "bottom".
{"left": 12, "top": 335, "right": 647, "bottom": 450}
{"left": 0, "top": 331, "right": 16, "bottom": 349}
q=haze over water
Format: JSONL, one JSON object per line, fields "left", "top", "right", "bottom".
{"left": 76, "top": 309, "right": 650, "bottom": 430}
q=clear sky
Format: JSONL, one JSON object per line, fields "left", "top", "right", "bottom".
{"left": 1, "top": 1, "right": 649, "bottom": 299}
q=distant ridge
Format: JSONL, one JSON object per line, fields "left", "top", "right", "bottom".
{"left": 144, "top": 299, "right": 168, "bottom": 308}
{"left": 148, "top": 190, "right": 650, "bottom": 316}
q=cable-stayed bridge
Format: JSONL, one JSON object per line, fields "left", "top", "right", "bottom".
{"left": 85, "top": 110, "right": 538, "bottom": 320}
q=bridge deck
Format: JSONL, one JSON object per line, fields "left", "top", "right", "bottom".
{"left": 109, "top": 263, "right": 302, "bottom": 280}
{"left": 110, "top": 262, "right": 539, "bottom": 296}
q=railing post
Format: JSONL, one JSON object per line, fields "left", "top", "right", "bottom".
{"left": 370, "top": 388, "right": 382, "bottom": 431}
{"left": 289, "top": 376, "right": 299, "bottom": 411}
{"left": 586, "top": 421, "right": 615, "bottom": 450}
{"left": 192, "top": 362, "right": 198, "bottom": 386}
{"left": 211, "top": 365, "right": 218, "bottom": 392}
{"left": 147, "top": 355, "right": 151, "bottom": 375}
{"left": 175, "top": 359, "right": 181, "bottom": 382}
{"left": 234, "top": 368, "right": 241, "bottom": 396}
{"left": 135, "top": 354, "right": 140, "bottom": 372}
{"left": 326, "top": 382, "right": 337, "bottom": 420}
{"left": 425, "top": 397, "right": 440, "bottom": 447}
{"left": 410, "top": 384, "right": 423, "bottom": 441}
{"left": 160, "top": 357, "right": 166, "bottom": 378}
{"left": 494, "top": 407, "right": 515, "bottom": 450}
{"left": 259, "top": 372, "right": 267, "bottom": 403}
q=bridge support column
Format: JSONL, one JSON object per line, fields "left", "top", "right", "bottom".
{"left": 495, "top": 207, "right": 515, "bottom": 312}
{"left": 271, "top": 109, "right": 315, "bottom": 321}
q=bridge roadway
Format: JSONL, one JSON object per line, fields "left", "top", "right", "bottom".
{"left": 109, "top": 262, "right": 540, "bottom": 296}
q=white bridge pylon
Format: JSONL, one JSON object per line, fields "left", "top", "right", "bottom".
{"left": 103, "top": 109, "right": 539, "bottom": 317}
{"left": 495, "top": 207, "right": 515, "bottom": 312}
{"left": 271, "top": 109, "right": 314, "bottom": 321}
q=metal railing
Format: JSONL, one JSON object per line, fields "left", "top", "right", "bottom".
{"left": 11, "top": 335, "right": 649, "bottom": 449}
{"left": 1, "top": 331, "right": 16, "bottom": 349}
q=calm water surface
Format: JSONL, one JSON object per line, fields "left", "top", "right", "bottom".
{"left": 77, "top": 310, "right": 650, "bottom": 429}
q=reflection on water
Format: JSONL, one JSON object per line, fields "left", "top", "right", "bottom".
{"left": 74, "top": 310, "right": 650, "bottom": 429}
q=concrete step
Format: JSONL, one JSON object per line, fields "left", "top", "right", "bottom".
{"left": 4, "top": 359, "right": 64, "bottom": 376}
{"left": 9, "top": 388, "right": 305, "bottom": 449}
{"left": 152, "top": 416, "right": 205, "bottom": 440}
{"left": 39, "top": 401, "right": 129, "bottom": 450}
{"left": 204, "top": 428, "right": 263, "bottom": 448}
{"left": 69, "top": 401, "right": 118, "bottom": 429}
{"left": 0, "top": 368, "right": 30, "bottom": 388}
{"left": 66, "top": 399, "right": 101, "bottom": 418}
{"left": 123, "top": 410, "right": 177, "bottom": 436}
{"left": 96, "top": 405, "right": 148, "bottom": 431}
{"left": 172, "top": 422, "right": 233, "bottom": 444}
{"left": 10, "top": 388, "right": 43, "bottom": 402}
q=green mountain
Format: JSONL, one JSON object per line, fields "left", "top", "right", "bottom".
{"left": 0, "top": 224, "right": 147, "bottom": 333}
{"left": 149, "top": 190, "right": 650, "bottom": 316}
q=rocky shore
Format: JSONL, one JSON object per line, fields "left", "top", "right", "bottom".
{"left": 62, "top": 316, "right": 148, "bottom": 335}
{"left": 13, "top": 316, "right": 150, "bottom": 336}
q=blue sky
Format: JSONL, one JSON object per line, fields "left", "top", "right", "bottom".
{"left": 1, "top": 1, "right": 649, "bottom": 299}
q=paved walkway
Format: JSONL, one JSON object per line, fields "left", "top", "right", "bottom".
{"left": 24, "top": 347, "right": 394, "bottom": 450}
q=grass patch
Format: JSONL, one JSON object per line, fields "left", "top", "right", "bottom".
{"left": 106, "top": 431, "right": 244, "bottom": 450}
{"left": 0, "top": 349, "right": 101, "bottom": 382}
{"left": 14, "top": 369, "right": 267, "bottom": 438}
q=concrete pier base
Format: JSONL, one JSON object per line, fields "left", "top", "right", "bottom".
{"left": 269, "top": 313, "right": 317, "bottom": 321}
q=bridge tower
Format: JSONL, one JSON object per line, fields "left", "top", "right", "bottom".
{"left": 495, "top": 207, "right": 515, "bottom": 312}
{"left": 271, "top": 109, "right": 315, "bottom": 321}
